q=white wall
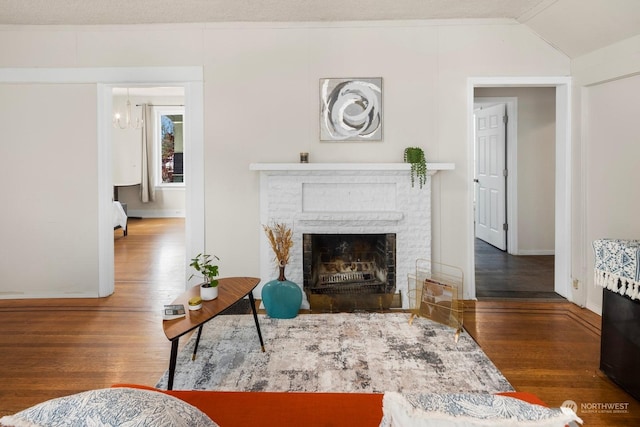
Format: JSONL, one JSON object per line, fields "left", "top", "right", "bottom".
{"left": 571, "top": 34, "right": 640, "bottom": 314}
{"left": 581, "top": 74, "right": 640, "bottom": 313}
{"left": 0, "top": 20, "right": 569, "bottom": 298}
{"left": 474, "top": 87, "right": 556, "bottom": 254}
{"left": 585, "top": 76, "right": 640, "bottom": 241}
{"left": 0, "top": 84, "right": 99, "bottom": 297}
{"left": 112, "top": 93, "right": 142, "bottom": 186}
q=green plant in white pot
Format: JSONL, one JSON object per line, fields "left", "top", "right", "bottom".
{"left": 189, "top": 253, "right": 220, "bottom": 301}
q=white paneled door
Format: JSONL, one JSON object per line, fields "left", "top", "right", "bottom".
{"left": 474, "top": 103, "right": 507, "bottom": 251}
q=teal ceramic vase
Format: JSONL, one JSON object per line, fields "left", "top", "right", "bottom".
{"left": 262, "top": 265, "right": 302, "bottom": 319}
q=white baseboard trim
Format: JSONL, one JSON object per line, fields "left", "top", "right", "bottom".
{"left": 586, "top": 300, "right": 602, "bottom": 316}
{"left": 0, "top": 291, "right": 99, "bottom": 299}
{"left": 516, "top": 249, "right": 555, "bottom": 256}
{"left": 127, "top": 209, "right": 186, "bottom": 218}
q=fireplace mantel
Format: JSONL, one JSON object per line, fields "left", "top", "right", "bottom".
{"left": 250, "top": 162, "right": 455, "bottom": 173}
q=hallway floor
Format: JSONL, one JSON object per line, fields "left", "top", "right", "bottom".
{"left": 474, "top": 238, "right": 564, "bottom": 300}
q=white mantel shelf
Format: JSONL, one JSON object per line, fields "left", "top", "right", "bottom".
{"left": 249, "top": 162, "right": 455, "bottom": 172}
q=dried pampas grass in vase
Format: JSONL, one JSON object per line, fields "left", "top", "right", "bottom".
{"left": 263, "top": 223, "right": 293, "bottom": 281}
{"left": 261, "top": 222, "right": 302, "bottom": 319}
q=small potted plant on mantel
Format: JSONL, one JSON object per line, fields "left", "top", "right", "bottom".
{"left": 189, "top": 253, "right": 220, "bottom": 301}
{"left": 404, "top": 146, "right": 428, "bottom": 189}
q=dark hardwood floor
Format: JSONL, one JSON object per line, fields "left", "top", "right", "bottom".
{"left": 0, "top": 219, "right": 638, "bottom": 426}
{"left": 475, "top": 238, "right": 564, "bottom": 300}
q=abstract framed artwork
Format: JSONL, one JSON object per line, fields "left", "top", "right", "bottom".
{"left": 320, "top": 77, "right": 383, "bottom": 141}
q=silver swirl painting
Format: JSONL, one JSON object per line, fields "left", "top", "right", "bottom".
{"left": 320, "top": 78, "right": 383, "bottom": 141}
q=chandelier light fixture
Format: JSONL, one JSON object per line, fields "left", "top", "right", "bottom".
{"left": 113, "top": 88, "right": 144, "bottom": 129}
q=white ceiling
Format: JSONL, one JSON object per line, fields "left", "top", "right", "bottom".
{"left": 1, "top": 0, "right": 639, "bottom": 58}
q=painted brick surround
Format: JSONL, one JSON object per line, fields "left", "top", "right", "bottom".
{"left": 250, "top": 163, "right": 453, "bottom": 309}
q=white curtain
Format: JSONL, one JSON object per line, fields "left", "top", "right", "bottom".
{"left": 140, "top": 104, "right": 155, "bottom": 203}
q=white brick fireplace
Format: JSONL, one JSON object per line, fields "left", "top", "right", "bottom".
{"left": 250, "top": 162, "right": 453, "bottom": 309}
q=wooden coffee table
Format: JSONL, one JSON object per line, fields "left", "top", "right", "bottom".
{"left": 162, "top": 276, "right": 265, "bottom": 390}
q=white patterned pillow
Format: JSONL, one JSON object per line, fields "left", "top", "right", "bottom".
{"left": 0, "top": 387, "right": 218, "bottom": 427}
{"left": 380, "top": 392, "right": 583, "bottom": 427}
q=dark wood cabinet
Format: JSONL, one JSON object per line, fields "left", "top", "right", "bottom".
{"left": 600, "top": 289, "right": 640, "bottom": 401}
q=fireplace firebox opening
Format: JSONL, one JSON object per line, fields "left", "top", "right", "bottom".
{"left": 303, "top": 233, "right": 396, "bottom": 311}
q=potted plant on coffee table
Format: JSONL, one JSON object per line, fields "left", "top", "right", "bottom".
{"left": 189, "top": 253, "right": 220, "bottom": 301}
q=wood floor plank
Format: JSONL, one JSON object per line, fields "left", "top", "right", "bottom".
{"left": 0, "top": 218, "right": 638, "bottom": 426}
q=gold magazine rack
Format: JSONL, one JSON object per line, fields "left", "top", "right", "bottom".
{"left": 408, "top": 259, "right": 464, "bottom": 340}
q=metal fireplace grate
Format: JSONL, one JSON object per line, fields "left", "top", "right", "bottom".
{"left": 319, "top": 271, "right": 368, "bottom": 284}
{"left": 315, "top": 261, "right": 386, "bottom": 294}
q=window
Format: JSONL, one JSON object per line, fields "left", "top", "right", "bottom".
{"left": 155, "top": 106, "right": 185, "bottom": 186}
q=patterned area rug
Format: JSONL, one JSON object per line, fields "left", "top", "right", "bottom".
{"left": 156, "top": 313, "right": 513, "bottom": 394}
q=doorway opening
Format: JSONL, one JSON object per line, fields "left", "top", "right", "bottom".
{"left": 473, "top": 90, "right": 560, "bottom": 300}
{"left": 466, "top": 77, "right": 572, "bottom": 302}
{"left": 97, "top": 68, "right": 205, "bottom": 297}
{"left": 111, "top": 86, "right": 188, "bottom": 291}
